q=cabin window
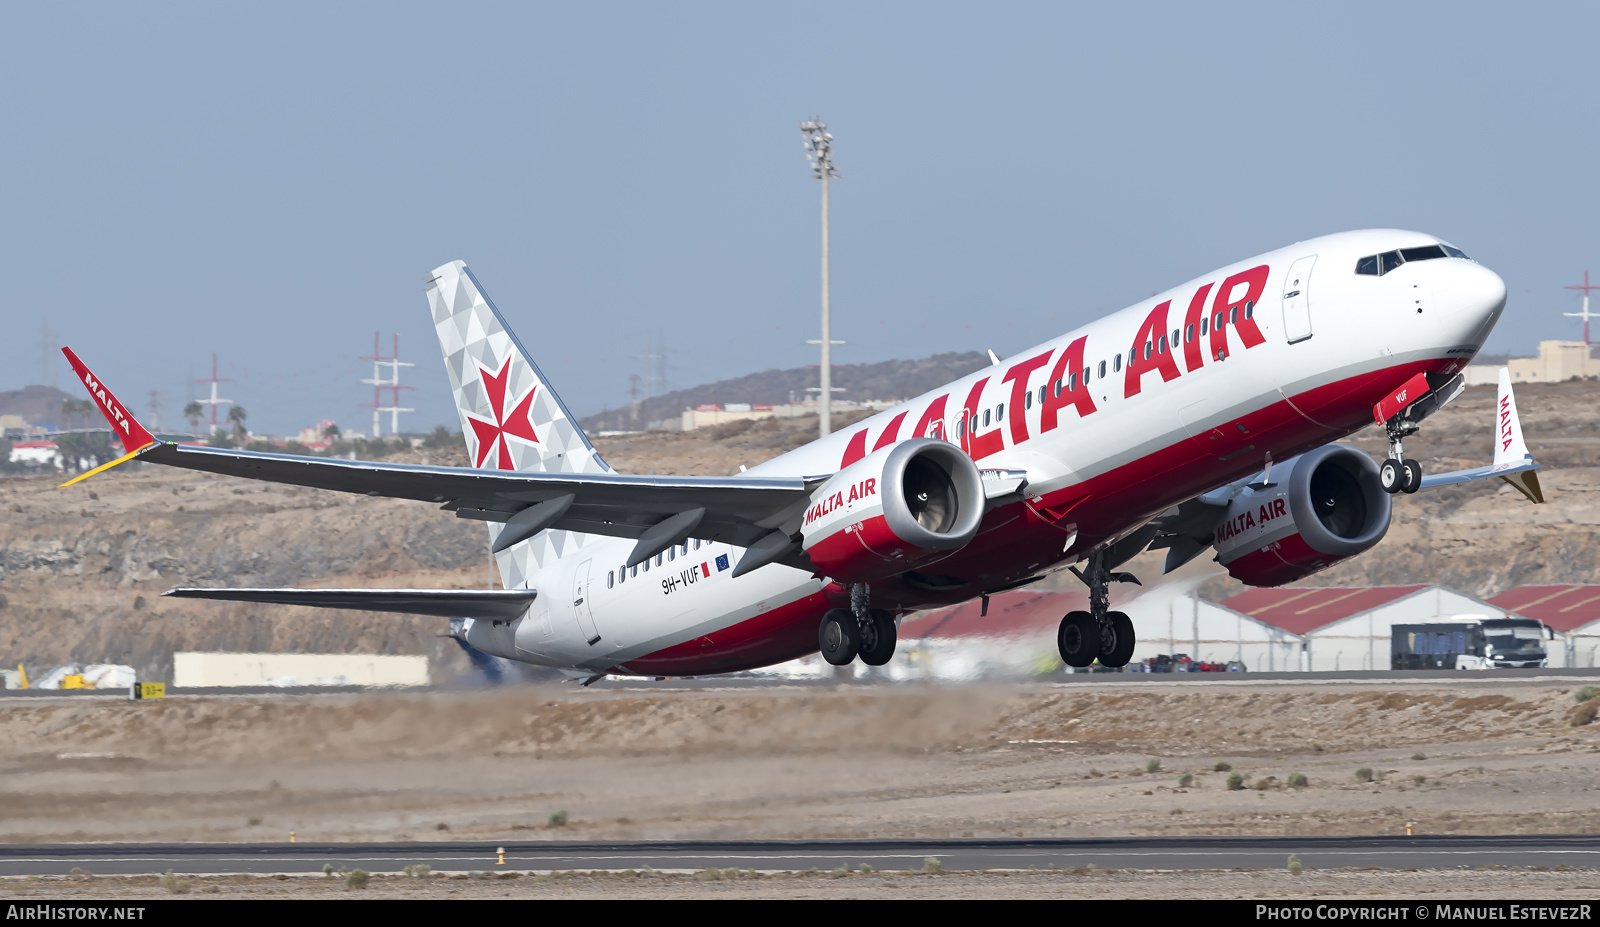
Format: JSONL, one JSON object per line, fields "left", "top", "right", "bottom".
{"left": 693, "top": 538, "right": 701, "bottom": 550}
{"left": 996, "top": 402, "right": 1004, "bottom": 421}
{"left": 1144, "top": 341, "right": 1153, "bottom": 360}
{"left": 1201, "top": 317, "right": 1209, "bottom": 335}
{"left": 1171, "top": 329, "right": 1180, "bottom": 346}
{"left": 1024, "top": 390, "right": 1033, "bottom": 410}
{"left": 1053, "top": 378, "right": 1062, "bottom": 397}
{"left": 1097, "top": 360, "right": 1106, "bottom": 378}
{"left": 634, "top": 562, "right": 641, "bottom": 576}
{"left": 608, "top": 570, "right": 614, "bottom": 588}
{"left": 1113, "top": 353, "right": 1122, "bottom": 372}
{"left": 1185, "top": 323, "right": 1194, "bottom": 342}
{"left": 667, "top": 546, "right": 675, "bottom": 562}
{"left": 1230, "top": 306, "right": 1237, "bottom": 324}
{"left": 1068, "top": 372, "right": 1078, "bottom": 391}
{"left": 656, "top": 552, "right": 664, "bottom": 567}
{"left": 982, "top": 409, "right": 990, "bottom": 428}
{"left": 1038, "top": 384, "right": 1047, "bottom": 404}
{"left": 1245, "top": 300, "right": 1254, "bottom": 319}
{"left": 1158, "top": 335, "right": 1167, "bottom": 354}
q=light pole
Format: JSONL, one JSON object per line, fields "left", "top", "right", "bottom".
{"left": 801, "top": 119, "right": 842, "bottom": 437}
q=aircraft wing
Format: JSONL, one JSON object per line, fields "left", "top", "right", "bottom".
{"left": 138, "top": 441, "right": 819, "bottom": 550}
{"left": 162, "top": 586, "right": 538, "bottom": 619}
{"left": 60, "top": 346, "right": 821, "bottom": 568}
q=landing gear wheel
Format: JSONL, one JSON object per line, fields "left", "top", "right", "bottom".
{"left": 818, "top": 609, "right": 859, "bottom": 666}
{"left": 1099, "top": 611, "right": 1136, "bottom": 668}
{"left": 857, "top": 609, "right": 898, "bottom": 666}
{"left": 1380, "top": 458, "right": 1403, "bottom": 494}
{"left": 1401, "top": 458, "right": 1422, "bottom": 494}
{"left": 1058, "top": 610, "right": 1099, "bottom": 668}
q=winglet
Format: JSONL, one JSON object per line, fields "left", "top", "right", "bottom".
{"left": 58, "top": 347, "right": 157, "bottom": 487}
{"left": 1494, "top": 368, "right": 1543, "bottom": 503}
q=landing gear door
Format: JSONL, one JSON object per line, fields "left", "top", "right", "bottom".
{"left": 1282, "top": 255, "right": 1316, "bottom": 345}
{"left": 573, "top": 560, "right": 600, "bottom": 645}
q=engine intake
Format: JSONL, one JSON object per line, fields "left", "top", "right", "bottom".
{"left": 1213, "top": 444, "right": 1391, "bottom": 587}
{"left": 801, "top": 438, "right": 985, "bottom": 583}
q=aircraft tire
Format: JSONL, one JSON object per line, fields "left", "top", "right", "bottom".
{"left": 1401, "top": 458, "right": 1422, "bottom": 494}
{"left": 858, "top": 609, "right": 898, "bottom": 666}
{"left": 818, "top": 609, "right": 860, "bottom": 666}
{"left": 1058, "top": 611, "right": 1099, "bottom": 668}
{"left": 1100, "top": 611, "right": 1136, "bottom": 668}
{"left": 1379, "top": 458, "right": 1403, "bottom": 494}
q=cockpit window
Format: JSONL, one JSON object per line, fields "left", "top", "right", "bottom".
{"left": 1400, "top": 245, "right": 1447, "bottom": 262}
{"left": 1356, "top": 243, "right": 1470, "bottom": 276}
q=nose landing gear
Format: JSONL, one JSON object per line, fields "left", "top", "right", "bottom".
{"left": 1380, "top": 425, "right": 1423, "bottom": 495}
{"left": 1060, "top": 550, "right": 1139, "bottom": 668}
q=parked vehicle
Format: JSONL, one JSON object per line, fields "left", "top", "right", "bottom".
{"left": 1391, "top": 617, "right": 1555, "bottom": 670}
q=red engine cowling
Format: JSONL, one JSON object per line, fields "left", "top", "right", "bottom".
{"left": 801, "top": 438, "right": 986, "bottom": 584}
{"left": 1213, "top": 444, "right": 1392, "bottom": 587}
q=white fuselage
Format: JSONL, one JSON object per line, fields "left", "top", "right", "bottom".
{"left": 462, "top": 229, "right": 1506, "bottom": 675}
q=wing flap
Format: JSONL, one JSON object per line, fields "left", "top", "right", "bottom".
{"left": 162, "top": 587, "right": 539, "bottom": 619}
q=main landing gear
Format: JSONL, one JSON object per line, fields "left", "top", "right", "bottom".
{"left": 1379, "top": 419, "right": 1422, "bottom": 495}
{"left": 1060, "top": 550, "right": 1137, "bottom": 669}
{"left": 819, "top": 584, "right": 897, "bottom": 667}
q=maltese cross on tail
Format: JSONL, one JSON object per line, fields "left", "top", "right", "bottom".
{"left": 466, "top": 358, "right": 539, "bottom": 470}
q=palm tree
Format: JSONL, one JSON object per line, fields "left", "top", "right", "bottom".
{"left": 183, "top": 401, "right": 203, "bottom": 435}
{"left": 60, "top": 399, "right": 80, "bottom": 431}
{"left": 227, "top": 405, "right": 248, "bottom": 444}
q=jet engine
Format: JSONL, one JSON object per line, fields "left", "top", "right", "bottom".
{"left": 800, "top": 438, "right": 986, "bottom": 584}
{"left": 1213, "top": 444, "right": 1392, "bottom": 587}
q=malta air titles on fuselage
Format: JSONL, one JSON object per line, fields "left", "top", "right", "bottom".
{"left": 829, "top": 263, "right": 1272, "bottom": 471}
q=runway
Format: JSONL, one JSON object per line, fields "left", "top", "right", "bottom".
{"left": 4, "top": 835, "right": 1598, "bottom": 876}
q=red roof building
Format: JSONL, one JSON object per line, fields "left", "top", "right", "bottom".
{"left": 1221, "top": 585, "right": 1524, "bottom": 671}
{"left": 1487, "top": 586, "right": 1600, "bottom": 667}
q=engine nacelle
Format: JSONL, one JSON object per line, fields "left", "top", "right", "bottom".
{"left": 801, "top": 438, "right": 986, "bottom": 584}
{"left": 1214, "top": 445, "right": 1392, "bottom": 587}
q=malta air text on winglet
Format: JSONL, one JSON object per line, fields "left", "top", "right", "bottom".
{"left": 56, "top": 347, "right": 157, "bottom": 488}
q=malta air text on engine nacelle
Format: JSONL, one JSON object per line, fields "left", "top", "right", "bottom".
{"left": 801, "top": 438, "right": 986, "bottom": 583}
{"left": 1213, "top": 445, "right": 1392, "bottom": 587}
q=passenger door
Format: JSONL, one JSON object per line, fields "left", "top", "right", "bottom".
{"left": 572, "top": 560, "right": 600, "bottom": 645}
{"left": 1282, "top": 255, "right": 1316, "bottom": 344}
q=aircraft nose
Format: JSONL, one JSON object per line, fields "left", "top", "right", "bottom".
{"left": 1434, "top": 259, "right": 1507, "bottom": 345}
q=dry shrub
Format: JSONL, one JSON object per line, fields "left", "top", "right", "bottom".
{"left": 1569, "top": 701, "right": 1599, "bottom": 727}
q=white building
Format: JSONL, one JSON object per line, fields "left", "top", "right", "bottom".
{"left": 8, "top": 440, "right": 62, "bottom": 468}
{"left": 1221, "top": 585, "right": 1526, "bottom": 671}
{"left": 173, "top": 652, "right": 429, "bottom": 688}
{"left": 1488, "top": 585, "right": 1600, "bottom": 668}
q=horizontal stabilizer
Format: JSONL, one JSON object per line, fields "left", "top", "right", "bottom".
{"left": 162, "top": 587, "right": 538, "bottom": 619}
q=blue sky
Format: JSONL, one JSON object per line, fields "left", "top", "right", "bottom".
{"left": 4, "top": 2, "right": 1598, "bottom": 435}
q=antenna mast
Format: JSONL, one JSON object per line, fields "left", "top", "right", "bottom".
{"left": 1565, "top": 270, "right": 1600, "bottom": 346}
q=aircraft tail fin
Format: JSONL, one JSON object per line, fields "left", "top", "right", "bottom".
{"left": 425, "top": 261, "right": 610, "bottom": 584}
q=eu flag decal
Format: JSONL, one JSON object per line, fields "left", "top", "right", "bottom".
{"left": 715, "top": 554, "right": 730, "bottom": 572}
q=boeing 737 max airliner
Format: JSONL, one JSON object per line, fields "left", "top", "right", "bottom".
{"left": 63, "top": 229, "right": 1541, "bottom": 680}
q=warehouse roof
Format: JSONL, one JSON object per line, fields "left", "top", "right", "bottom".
{"left": 1220, "top": 585, "right": 1436, "bottom": 635}
{"left": 1486, "top": 585, "right": 1600, "bottom": 634}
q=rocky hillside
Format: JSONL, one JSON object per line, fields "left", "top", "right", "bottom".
{"left": 1, "top": 378, "right": 1596, "bottom": 682}
{"left": 579, "top": 352, "right": 988, "bottom": 432}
